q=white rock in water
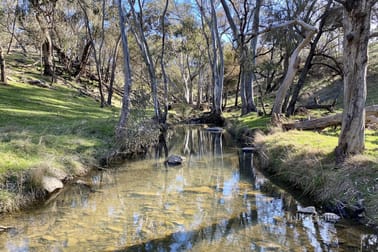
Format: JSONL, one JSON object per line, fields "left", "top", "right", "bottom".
{"left": 322, "top": 212, "right": 341, "bottom": 223}
{"left": 297, "top": 206, "right": 317, "bottom": 215}
{"left": 42, "top": 176, "right": 63, "bottom": 193}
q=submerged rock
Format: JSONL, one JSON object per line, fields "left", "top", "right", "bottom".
{"left": 166, "top": 155, "right": 185, "bottom": 166}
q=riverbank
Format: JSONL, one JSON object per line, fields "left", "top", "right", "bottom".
{"left": 228, "top": 113, "right": 378, "bottom": 229}
{"left": 0, "top": 78, "right": 160, "bottom": 213}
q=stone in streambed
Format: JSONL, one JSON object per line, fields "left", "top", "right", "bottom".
{"left": 42, "top": 176, "right": 63, "bottom": 193}
{"left": 166, "top": 155, "right": 185, "bottom": 166}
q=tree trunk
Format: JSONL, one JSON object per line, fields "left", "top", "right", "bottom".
{"left": 271, "top": 20, "right": 317, "bottom": 122}
{"left": 116, "top": 0, "right": 133, "bottom": 138}
{"left": 74, "top": 41, "right": 92, "bottom": 79}
{"left": 210, "top": 0, "right": 224, "bottom": 116}
{"left": 79, "top": 1, "right": 105, "bottom": 107}
{"left": 0, "top": 46, "right": 7, "bottom": 84}
{"left": 197, "top": 66, "right": 203, "bottom": 109}
{"left": 34, "top": 11, "right": 54, "bottom": 76}
{"left": 41, "top": 37, "right": 54, "bottom": 76}
{"left": 128, "top": 0, "right": 161, "bottom": 122}
{"left": 286, "top": 0, "right": 332, "bottom": 116}
{"left": 107, "top": 35, "right": 122, "bottom": 106}
{"left": 160, "top": 0, "right": 169, "bottom": 123}
{"left": 7, "top": 0, "right": 19, "bottom": 54}
{"left": 335, "top": 0, "right": 374, "bottom": 163}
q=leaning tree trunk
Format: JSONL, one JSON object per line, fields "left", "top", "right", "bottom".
{"left": 271, "top": 20, "right": 317, "bottom": 122}
{"left": 0, "top": 46, "right": 7, "bottom": 84}
{"left": 335, "top": 0, "right": 374, "bottom": 163}
{"left": 286, "top": 0, "right": 332, "bottom": 116}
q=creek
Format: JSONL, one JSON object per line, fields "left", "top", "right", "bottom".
{"left": 0, "top": 126, "right": 377, "bottom": 251}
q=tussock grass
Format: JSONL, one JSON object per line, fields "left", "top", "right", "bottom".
{"left": 254, "top": 129, "right": 378, "bottom": 225}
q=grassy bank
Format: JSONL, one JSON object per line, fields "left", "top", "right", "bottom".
{"left": 231, "top": 113, "right": 378, "bottom": 227}
{"left": 0, "top": 79, "right": 119, "bottom": 212}
{"left": 0, "top": 74, "right": 160, "bottom": 212}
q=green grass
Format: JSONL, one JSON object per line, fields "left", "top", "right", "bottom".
{"left": 0, "top": 81, "right": 119, "bottom": 177}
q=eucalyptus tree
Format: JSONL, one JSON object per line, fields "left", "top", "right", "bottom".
{"left": 285, "top": 0, "right": 339, "bottom": 116}
{"left": 116, "top": 0, "right": 133, "bottom": 138}
{"left": 127, "top": 0, "right": 161, "bottom": 122}
{"left": 197, "top": 0, "right": 224, "bottom": 117}
{"left": 335, "top": 0, "right": 377, "bottom": 163}
{"left": 160, "top": 0, "right": 169, "bottom": 122}
{"left": 270, "top": 19, "right": 317, "bottom": 120}
{"left": 220, "top": 0, "right": 261, "bottom": 115}
{"left": 28, "top": 0, "right": 56, "bottom": 76}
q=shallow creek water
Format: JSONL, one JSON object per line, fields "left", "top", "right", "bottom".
{"left": 0, "top": 126, "right": 377, "bottom": 251}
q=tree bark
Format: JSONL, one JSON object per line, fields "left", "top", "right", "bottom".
{"left": 210, "top": 0, "right": 224, "bottom": 116}
{"left": 128, "top": 0, "right": 161, "bottom": 122}
{"left": 286, "top": 0, "right": 333, "bottom": 116}
{"left": 74, "top": 41, "right": 92, "bottom": 79}
{"left": 271, "top": 20, "right": 317, "bottom": 122}
{"left": 32, "top": 4, "right": 54, "bottom": 76}
{"left": 220, "top": 0, "right": 258, "bottom": 115}
{"left": 107, "top": 35, "right": 122, "bottom": 106}
{"left": 335, "top": 0, "right": 375, "bottom": 163}
{"left": 160, "top": 0, "right": 169, "bottom": 123}
{"left": 0, "top": 46, "right": 7, "bottom": 84}
{"left": 79, "top": 0, "right": 106, "bottom": 107}
{"left": 116, "top": 0, "right": 133, "bottom": 138}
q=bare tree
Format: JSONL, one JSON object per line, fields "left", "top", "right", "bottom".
{"left": 220, "top": 0, "right": 260, "bottom": 115}
{"left": 335, "top": 0, "right": 377, "bottom": 163}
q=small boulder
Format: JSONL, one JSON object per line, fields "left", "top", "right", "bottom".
{"left": 166, "top": 155, "right": 185, "bottom": 166}
{"left": 42, "top": 176, "right": 63, "bottom": 193}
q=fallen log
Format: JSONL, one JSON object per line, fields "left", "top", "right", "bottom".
{"left": 284, "top": 105, "right": 378, "bottom": 130}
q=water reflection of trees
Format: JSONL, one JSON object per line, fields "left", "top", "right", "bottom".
{"left": 3, "top": 127, "right": 378, "bottom": 251}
